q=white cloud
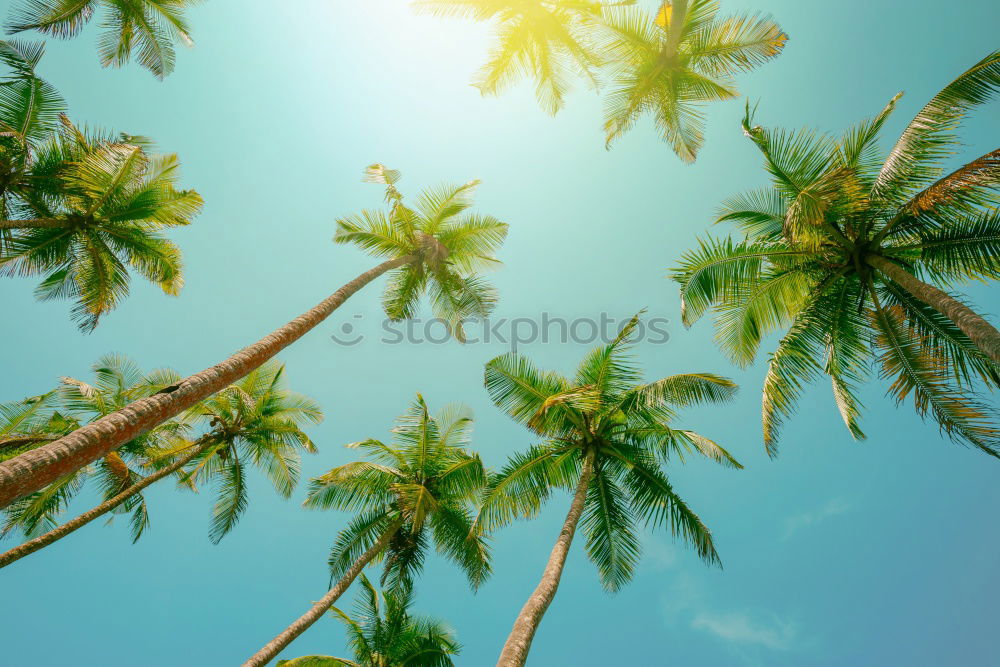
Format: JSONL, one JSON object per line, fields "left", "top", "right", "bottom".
{"left": 691, "top": 611, "right": 797, "bottom": 651}
{"left": 783, "top": 498, "right": 853, "bottom": 539}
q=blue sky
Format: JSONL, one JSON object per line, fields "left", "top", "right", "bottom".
{"left": 1, "top": 0, "right": 999, "bottom": 665}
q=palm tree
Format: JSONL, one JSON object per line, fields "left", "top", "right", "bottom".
{"left": 174, "top": 360, "right": 322, "bottom": 543}
{"left": 599, "top": 0, "right": 787, "bottom": 161}
{"left": 0, "top": 359, "right": 321, "bottom": 568}
{"left": 1, "top": 354, "right": 187, "bottom": 553}
{"left": 481, "top": 315, "right": 739, "bottom": 666}
{"left": 276, "top": 575, "right": 462, "bottom": 667}
{"left": 0, "top": 39, "right": 66, "bottom": 227}
{"left": 413, "top": 0, "right": 612, "bottom": 115}
{"left": 6, "top": 0, "right": 198, "bottom": 79}
{"left": 244, "top": 395, "right": 490, "bottom": 667}
{"left": 1, "top": 114, "right": 202, "bottom": 331}
{"left": 671, "top": 51, "right": 1000, "bottom": 457}
{"left": 0, "top": 164, "right": 507, "bottom": 510}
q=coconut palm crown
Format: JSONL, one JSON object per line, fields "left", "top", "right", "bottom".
{"left": 413, "top": 0, "right": 613, "bottom": 115}
{"left": 277, "top": 575, "right": 462, "bottom": 667}
{"left": 671, "top": 51, "right": 1000, "bottom": 457}
{"left": 6, "top": 0, "right": 199, "bottom": 79}
{"left": 305, "top": 395, "right": 491, "bottom": 591}
{"left": 0, "top": 113, "right": 203, "bottom": 331}
{"left": 166, "top": 360, "right": 323, "bottom": 543}
{"left": 335, "top": 164, "right": 508, "bottom": 342}
{"left": 481, "top": 314, "right": 740, "bottom": 590}
{"left": 599, "top": 0, "right": 787, "bottom": 161}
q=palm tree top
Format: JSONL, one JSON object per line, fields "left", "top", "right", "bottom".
{"left": 482, "top": 314, "right": 739, "bottom": 589}
{"left": 277, "top": 574, "right": 461, "bottom": 667}
{"left": 334, "top": 164, "right": 508, "bottom": 341}
{"left": 1, "top": 113, "right": 203, "bottom": 331}
{"left": 155, "top": 360, "right": 323, "bottom": 543}
{"left": 672, "top": 50, "right": 1000, "bottom": 456}
{"left": 6, "top": 0, "right": 198, "bottom": 79}
{"left": 305, "top": 394, "right": 491, "bottom": 590}
{"left": 599, "top": 0, "right": 788, "bottom": 161}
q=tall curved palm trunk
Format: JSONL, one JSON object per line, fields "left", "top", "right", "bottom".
{"left": 243, "top": 518, "right": 404, "bottom": 667}
{"left": 0, "top": 256, "right": 411, "bottom": 509}
{"left": 0, "top": 440, "right": 210, "bottom": 569}
{"left": 497, "top": 450, "right": 596, "bottom": 667}
{"left": 865, "top": 255, "right": 1000, "bottom": 365}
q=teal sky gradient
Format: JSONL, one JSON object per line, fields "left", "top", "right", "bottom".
{"left": 1, "top": 1, "right": 999, "bottom": 665}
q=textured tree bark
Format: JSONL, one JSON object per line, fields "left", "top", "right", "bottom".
{"left": 496, "top": 449, "right": 596, "bottom": 667}
{"left": 0, "top": 256, "right": 412, "bottom": 509}
{"left": 866, "top": 254, "right": 1000, "bottom": 365}
{"left": 0, "top": 218, "right": 66, "bottom": 229}
{"left": 0, "top": 441, "right": 209, "bottom": 569}
{"left": 243, "top": 517, "right": 404, "bottom": 667}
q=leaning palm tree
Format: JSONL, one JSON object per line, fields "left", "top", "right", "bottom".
{"left": 599, "top": 0, "right": 787, "bottom": 161}
{"left": 6, "top": 0, "right": 198, "bottom": 79}
{"left": 0, "top": 165, "right": 507, "bottom": 512}
{"left": 671, "top": 51, "right": 1000, "bottom": 456}
{"left": 413, "top": 0, "right": 611, "bottom": 115}
{"left": 244, "top": 395, "right": 490, "bottom": 667}
{"left": 0, "top": 359, "right": 321, "bottom": 569}
{"left": 481, "top": 315, "right": 739, "bottom": 666}
{"left": 1, "top": 354, "right": 186, "bottom": 552}
{"left": 277, "top": 575, "right": 462, "bottom": 667}
{"left": 0, "top": 114, "right": 203, "bottom": 331}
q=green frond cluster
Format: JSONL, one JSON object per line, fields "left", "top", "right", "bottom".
{"left": 1, "top": 354, "right": 189, "bottom": 542}
{"left": 278, "top": 574, "right": 461, "bottom": 667}
{"left": 419, "top": 0, "right": 788, "bottom": 160}
{"left": 482, "top": 315, "right": 737, "bottom": 591}
{"left": 0, "top": 41, "right": 202, "bottom": 331}
{"left": 172, "top": 360, "right": 323, "bottom": 544}
{"left": 1, "top": 356, "right": 322, "bottom": 545}
{"left": 7, "top": 0, "right": 198, "bottom": 78}
{"left": 600, "top": 0, "right": 786, "bottom": 160}
{"left": 672, "top": 51, "right": 1000, "bottom": 457}
{"left": 305, "top": 395, "right": 491, "bottom": 591}
{"left": 335, "top": 165, "right": 508, "bottom": 341}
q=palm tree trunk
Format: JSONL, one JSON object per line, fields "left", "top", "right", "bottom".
{"left": 496, "top": 449, "right": 596, "bottom": 667}
{"left": 866, "top": 254, "right": 1000, "bottom": 365}
{"left": 664, "top": 0, "right": 689, "bottom": 58}
{"left": 0, "top": 440, "right": 208, "bottom": 569}
{"left": 0, "top": 218, "right": 65, "bottom": 229}
{"left": 243, "top": 517, "right": 404, "bottom": 667}
{"left": 0, "top": 255, "right": 413, "bottom": 510}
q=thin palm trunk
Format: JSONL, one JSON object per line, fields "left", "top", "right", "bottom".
{"left": 663, "top": 0, "right": 689, "bottom": 58}
{"left": 0, "top": 255, "right": 413, "bottom": 510}
{"left": 243, "top": 517, "right": 405, "bottom": 667}
{"left": 0, "top": 440, "right": 209, "bottom": 569}
{"left": 866, "top": 254, "right": 1000, "bottom": 365}
{"left": 0, "top": 218, "right": 65, "bottom": 229}
{"left": 496, "top": 449, "right": 596, "bottom": 667}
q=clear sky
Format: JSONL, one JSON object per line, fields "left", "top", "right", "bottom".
{"left": 1, "top": 1, "right": 999, "bottom": 665}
